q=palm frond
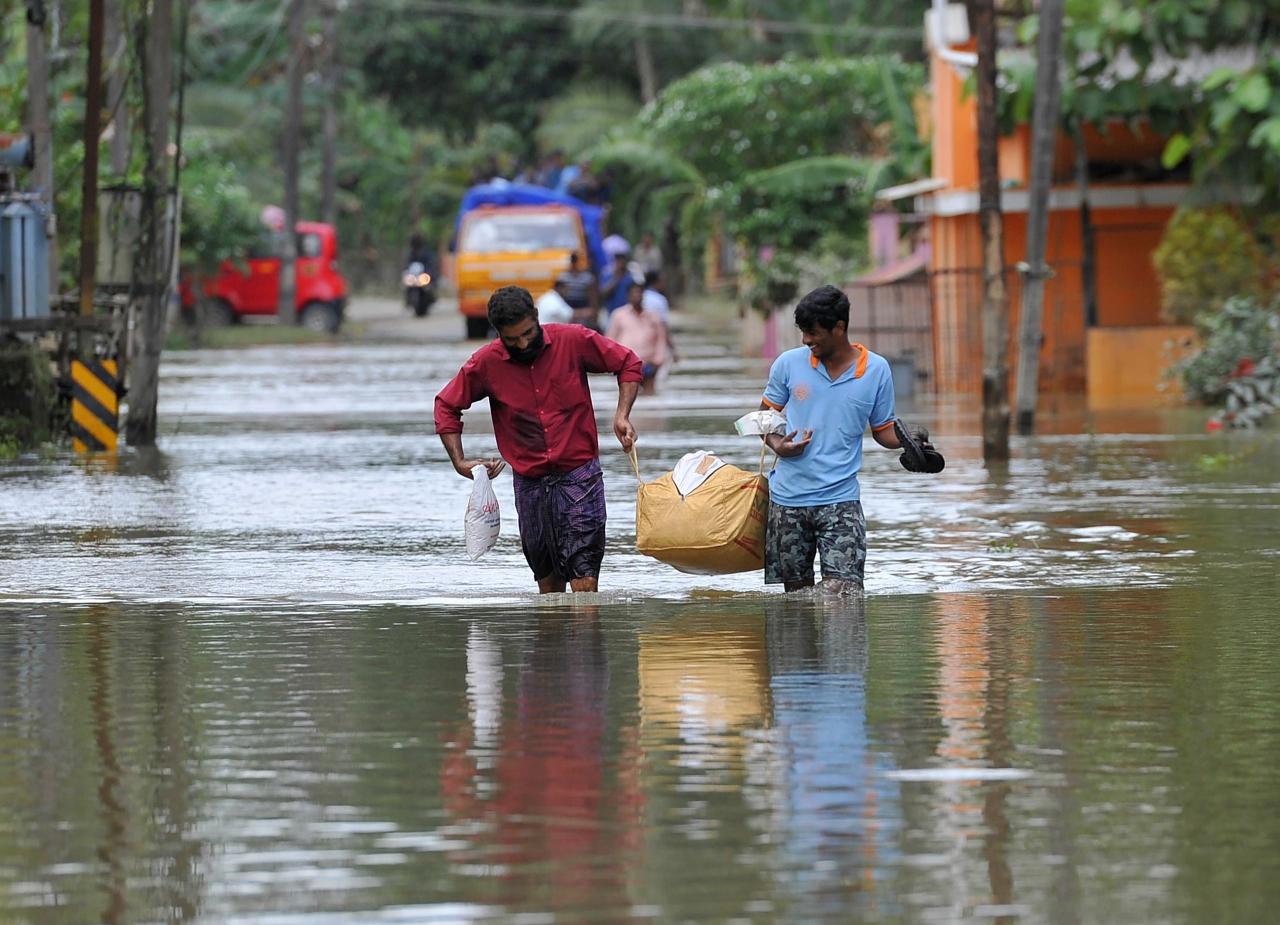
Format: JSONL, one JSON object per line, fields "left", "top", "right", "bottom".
{"left": 739, "top": 156, "right": 876, "bottom": 197}
{"left": 535, "top": 83, "right": 640, "bottom": 158}
{"left": 581, "top": 137, "right": 704, "bottom": 186}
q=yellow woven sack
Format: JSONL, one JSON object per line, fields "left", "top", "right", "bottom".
{"left": 631, "top": 449, "right": 770, "bottom": 574}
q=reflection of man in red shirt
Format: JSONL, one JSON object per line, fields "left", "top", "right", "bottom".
{"left": 438, "top": 613, "right": 645, "bottom": 910}
{"left": 435, "top": 286, "right": 643, "bottom": 593}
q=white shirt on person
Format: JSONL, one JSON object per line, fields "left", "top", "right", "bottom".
{"left": 641, "top": 288, "right": 670, "bottom": 323}
{"left": 536, "top": 289, "right": 574, "bottom": 324}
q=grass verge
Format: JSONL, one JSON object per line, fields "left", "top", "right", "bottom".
{"left": 166, "top": 324, "right": 334, "bottom": 351}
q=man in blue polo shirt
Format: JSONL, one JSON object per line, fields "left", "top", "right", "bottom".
{"left": 758, "top": 285, "right": 902, "bottom": 591}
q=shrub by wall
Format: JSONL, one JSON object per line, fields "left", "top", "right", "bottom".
{"left": 1153, "top": 208, "right": 1269, "bottom": 324}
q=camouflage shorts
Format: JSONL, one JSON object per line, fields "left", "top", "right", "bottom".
{"left": 765, "top": 500, "right": 867, "bottom": 587}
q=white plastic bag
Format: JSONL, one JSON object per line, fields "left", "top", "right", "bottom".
{"left": 670, "top": 450, "right": 727, "bottom": 497}
{"left": 733, "top": 409, "right": 788, "bottom": 437}
{"left": 464, "top": 466, "right": 501, "bottom": 560}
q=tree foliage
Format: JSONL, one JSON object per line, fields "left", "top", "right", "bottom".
{"left": 178, "top": 141, "right": 260, "bottom": 273}
{"left": 1175, "top": 295, "right": 1280, "bottom": 428}
{"left": 1008, "top": 0, "right": 1280, "bottom": 202}
{"left": 588, "top": 55, "right": 926, "bottom": 305}
{"left": 347, "top": 0, "right": 624, "bottom": 144}
{"left": 1152, "top": 208, "right": 1274, "bottom": 323}
{"left": 534, "top": 81, "right": 641, "bottom": 159}
{"left": 4, "top": 0, "right": 927, "bottom": 293}
{"left": 637, "top": 57, "right": 924, "bottom": 183}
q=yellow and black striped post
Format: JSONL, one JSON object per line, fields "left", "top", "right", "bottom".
{"left": 70, "top": 359, "right": 120, "bottom": 454}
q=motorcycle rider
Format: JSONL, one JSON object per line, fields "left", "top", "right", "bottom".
{"left": 405, "top": 234, "right": 437, "bottom": 277}
{"left": 404, "top": 233, "right": 439, "bottom": 316}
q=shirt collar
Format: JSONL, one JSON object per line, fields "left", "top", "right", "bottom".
{"left": 809, "top": 343, "right": 868, "bottom": 379}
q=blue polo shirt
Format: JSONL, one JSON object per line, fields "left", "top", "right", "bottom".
{"left": 762, "top": 344, "right": 896, "bottom": 507}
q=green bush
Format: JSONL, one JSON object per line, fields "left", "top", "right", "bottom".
{"left": 1153, "top": 208, "right": 1269, "bottom": 323}
{"left": 0, "top": 345, "right": 56, "bottom": 455}
{"left": 637, "top": 58, "right": 925, "bottom": 185}
{"left": 590, "top": 56, "right": 925, "bottom": 306}
{"left": 180, "top": 142, "right": 262, "bottom": 274}
{"left": 1176, "top": 296, "right": 1279, "bottom": 427}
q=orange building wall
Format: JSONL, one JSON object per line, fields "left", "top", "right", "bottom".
{"left": 930, "top": 54, "right": 979, "bottom": 190}
{"left": 1086, "top": 326, "right": 1198, "bottom": 409}
{"left": 926, "top": 45, "right": 1184, "bottom": 400}
{"left": 930, "top": 202, "right": 1174, "bottom": 397}
{"left": 937, "top": 79, "right": 1168, "bottom": 191}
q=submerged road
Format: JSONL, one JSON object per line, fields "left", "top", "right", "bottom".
{"left": 2, "top": 296, "right": 1279, "bottom": 923}
{"left": 1, "top": 295, "right": 1276, "bottom": 604}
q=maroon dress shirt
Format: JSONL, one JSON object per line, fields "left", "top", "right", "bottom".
{"left": 434, "top": 323, "right": 644, "bottom": 478}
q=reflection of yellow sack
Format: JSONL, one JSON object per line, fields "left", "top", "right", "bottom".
{"left": 639, "top": 621, "right": 771, "bottom": 745}
{"left": 631, "top": 449, "right": 769, "bottom": 574}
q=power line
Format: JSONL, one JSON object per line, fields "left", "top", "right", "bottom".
{"left": 392, "top": 0, "right": 923, "bottom": 42}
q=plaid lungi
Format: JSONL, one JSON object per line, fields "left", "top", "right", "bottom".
{"left": 512, "top": 458, "right": 607, "bottom": 581}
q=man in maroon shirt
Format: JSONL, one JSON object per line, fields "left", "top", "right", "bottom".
{"left": 435, "top": 286, "right": 644, "bottom": 593}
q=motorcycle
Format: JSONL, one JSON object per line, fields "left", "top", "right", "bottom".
{"left": 403, "top": 261, "right": 437, "bottom": 317}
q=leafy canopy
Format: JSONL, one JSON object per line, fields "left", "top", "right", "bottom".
{"left": 1008, "top": 0, "right": 1280, "bottom": 202}
{"left": 588, "top": 55, "right": 926, "bottom": 306}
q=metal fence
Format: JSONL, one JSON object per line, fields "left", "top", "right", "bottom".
{"left": 845, "top": 279, "right": 933, "bottom": 389}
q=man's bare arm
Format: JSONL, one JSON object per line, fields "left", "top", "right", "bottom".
{"left": 871, "top": 425, "right": 901, "bottom": 449}
{"left": 613, "top": 381, "right": 640, "bottom": 452}
{"left": 439, "top": 432, "right": 506, "bottom": 480}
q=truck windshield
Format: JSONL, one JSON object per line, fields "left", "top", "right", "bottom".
{"left": 460, "top": 212, "right": 579, "bottom": 253}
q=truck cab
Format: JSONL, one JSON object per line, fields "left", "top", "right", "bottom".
{"left": 454, "top": 205, "right": 588, "bottom": 339}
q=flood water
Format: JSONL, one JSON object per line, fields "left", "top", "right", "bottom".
{"left": 2, "top": 312, "right": 1279, "bottom": 923}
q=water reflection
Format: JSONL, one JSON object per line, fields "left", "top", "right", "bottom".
{"left": 87, "top": 609, "right": 128, "bottom": 925}
{"left": 3, "top": 580, "right": 1280, "bottom": 922}
{"left": 441, "top": 608, "right": 636, "bottom": 910}
{"left": 761, "top": 597, "right": 899, "bottom": 920}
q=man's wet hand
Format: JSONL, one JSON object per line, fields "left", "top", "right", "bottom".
{"left": 614, "top": 415, "right": 637, "bottom": 453}
{"left": 456, "top": 457, "right": 506, "bottom": 480}
{"left": 767, "top": 429, "right": 813, "bottom": 458}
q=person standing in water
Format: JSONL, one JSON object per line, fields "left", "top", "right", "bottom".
{"left": 757, "top": 285, "right": 901, "bottom": 593}
{"left": 435, "top": 286, "right": 643, "bottom": 593}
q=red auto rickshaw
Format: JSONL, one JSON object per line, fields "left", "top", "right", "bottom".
{"left": 185, "top": 221, "right": 348, "bottom": 332}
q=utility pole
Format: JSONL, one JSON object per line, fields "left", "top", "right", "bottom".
{"left": 78, "top": 0, "right": 106, "bottom": 319}
{"left": 105, "top": 0, "right": 129, "bottom": 176}
{"left": 1074, "top": 121, "right": 1099, "bottom": 328}
{"left": 634, "top": 27, "right": 657, "bottom": 103}
{"left": 1013, "top": 0, "right": 1065, "bottom": 435}
{"left": 972, "top": 0, "right": 1009, "bottom": 464}
{"left": 24, "top": 0, "right": 57, "bottom": 295}
{"left": 124, "top": 0, "right": 172, "bottom": 447}
{"left": 278, "top": 0, "right": 306, "bottom": 326}
{"left": 320, "top": 1, "right": 338, "bottom": 226}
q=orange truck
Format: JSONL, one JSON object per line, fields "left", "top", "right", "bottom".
{"left": 452, "top": 184, "right": 607, "bottom": 339}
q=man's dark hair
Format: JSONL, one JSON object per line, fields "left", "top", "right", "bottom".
{"left": 569, "top": 251, "right": 582, "bottom": 269}
{"left": 487, "top": 286, "right": 537, "bottom": 329}
{"left": 794, "top": 285, "right": 849, "bottom": 333}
